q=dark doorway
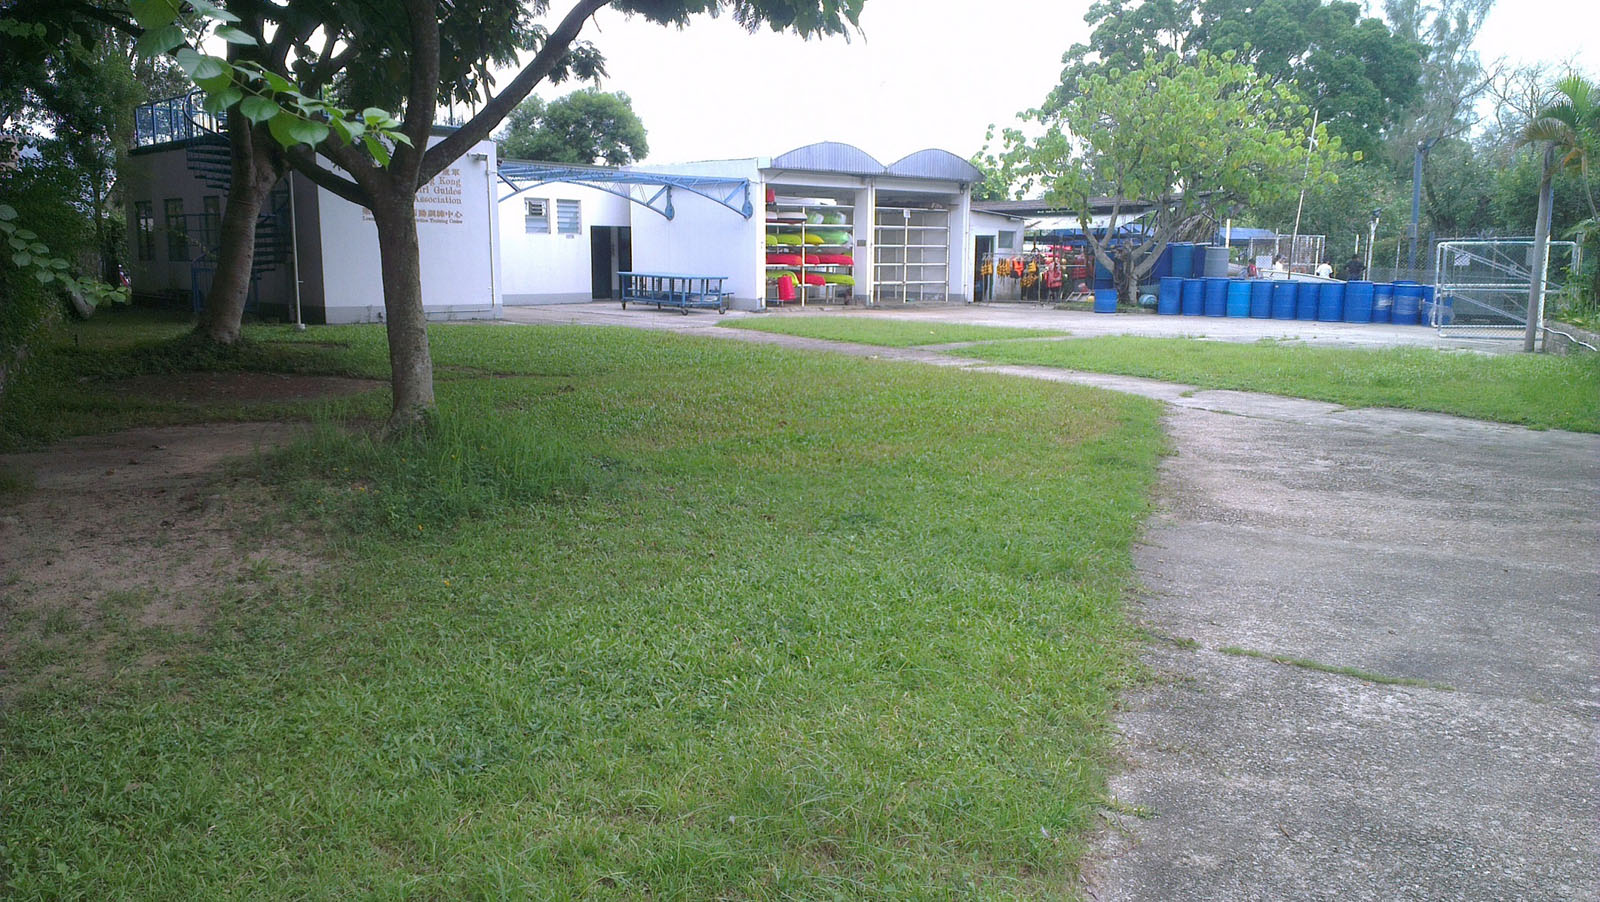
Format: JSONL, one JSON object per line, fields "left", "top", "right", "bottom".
{"left": 974, "top": 235, "right": 994, "bottom": 302}
{"left": 590, "top": 226, "right": 632, "bottom": 299}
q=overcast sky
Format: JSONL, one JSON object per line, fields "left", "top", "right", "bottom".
{"left": 501, "top": 0, "right": 1595, "bottom": 166}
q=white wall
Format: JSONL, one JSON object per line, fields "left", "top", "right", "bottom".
{"left": 317, "top": 135, "right": 499, "bottom": 324}
{"left": 629, "top": 158, "right": 764, "bottom": 309}
{"left": 498, "top": 183, "right": 630, "bottom": 304}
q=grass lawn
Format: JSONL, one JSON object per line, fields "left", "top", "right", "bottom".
{"left": 1, "top": 312, "right": 1164, "bottom": 899}
{"left": 952, "top": 336, "right": 1600, "bottom": 433}
{"left": 721, "top": 315, "right": 1067, "bottom": 348}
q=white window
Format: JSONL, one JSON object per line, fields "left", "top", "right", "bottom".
{"left": 524, "top": 198, "right": 549, "bottom": 233}
{"left": 999, "top": 230, "right": 1017, "bottom": 251}
{"left": 556, "top": 199, "right": 582, "bottom": 235}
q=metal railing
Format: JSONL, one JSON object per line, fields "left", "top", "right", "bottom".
{"left": 133, "top": 91, "right": 221, "bottom": 149}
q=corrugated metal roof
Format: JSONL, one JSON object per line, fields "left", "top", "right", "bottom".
{"left": 886, "top": 149, "right": 982, "bottom": 182}
{"left": 768, "top": 142, "right": 886, "bottom": 175}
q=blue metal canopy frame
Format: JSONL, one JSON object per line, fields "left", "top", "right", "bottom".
{"left": 497, "top": 161, "right": 753, "bottom": 221}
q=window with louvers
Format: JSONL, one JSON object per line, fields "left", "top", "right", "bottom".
{"left": 556, "top": 199, "right": 581, "bottom": 235}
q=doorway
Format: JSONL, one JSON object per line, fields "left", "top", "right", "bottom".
{"left": 590, "top": 226, "right": 632, "bottom": 299}
{"left": 973, "top": 235, "right": 994, "bottom": 302}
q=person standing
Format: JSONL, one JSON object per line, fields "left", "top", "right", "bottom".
{"left": 1344, "top": 254, "right": 1366, "bottom": 281}
{"left": 1315, "top": 258, "right": 1333, "bottom": 279}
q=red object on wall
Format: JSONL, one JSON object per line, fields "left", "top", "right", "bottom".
{"left": 767, "top": 253, "right": 803, "bottom": 265}
{"left": 776, "top": 275, "right": 795, "bottom": 301}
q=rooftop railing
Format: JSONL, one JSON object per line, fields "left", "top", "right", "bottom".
{"left": 133, "top": 91, "right": 221, "bottom": 149}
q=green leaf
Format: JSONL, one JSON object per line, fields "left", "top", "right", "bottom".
{"left": 288, "top": 118, "right": 330, "bottom": 145}
{"left": 267, "top": 112, "right": 303, "bottom": 149}
{"left": 195, "top": 72, "right": 234, "bottom": 94}
{"left": 12, "top": 252, "right": 31, "bottom": 267}
{"left": 174, "top": 47, "right": 205, "bottom": 76}
{"left": 0, "top": 204, "right": 15, "bottom": 221}
{"left": 135, "top": 24, "right": 185, "bottom": 57}
{"left": 389, "top": 132, "right": 413, "bottom": 147}
{"left": 34, "top": 269, "right": 54, "bottom": 284}
{"left": 240, "top": 95, "right": 280, "bottom": 124}
{"left": 202, "top": 86, "right": 244, "bottom": 113}
{"left": 192, "top": 55, "right": 231, "bottom": 81}
{"left": 214, "top": 25, "right": 258, "bottom": 46}
{"left": 128, "top": 0, "right": 182, "bottom": 30}
{"left": 187, "top": 0, "right": 240, "bottom": 23}
{"left": 363, "top": 135, "right": 392, "bottom": 166}
{"left": 261, "top": 71, "right": 294, "bottom": 94}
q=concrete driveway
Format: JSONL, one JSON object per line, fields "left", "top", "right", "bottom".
{"left": 499, "top": 302, "right": 1599, "bottom": 899}
{"left": 500, "top": 299, "right": 1513, "bottom": 352}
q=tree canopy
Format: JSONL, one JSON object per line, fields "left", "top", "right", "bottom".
{"left": 498, "top": 89, "right": 649, "bottom": 165}
{"left": 1052, "top": 0, "right": 1423, "bottom": 160}
{"left": 1007, "top": 50, "right": 1343, "bottom": 297}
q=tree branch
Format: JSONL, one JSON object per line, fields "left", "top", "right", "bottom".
{"left": 421, "top": 0, "right": 610, "bottom": 183}
{"left": 284, "top": 145, "right": 370, "bottom": 207}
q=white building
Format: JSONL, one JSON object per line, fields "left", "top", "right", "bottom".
{"left": 125, "top": 94, "right": 986, "bottom": 319}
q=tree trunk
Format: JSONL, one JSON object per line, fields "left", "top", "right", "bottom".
{"left": 1524, "top": 146, "right": 1556, "bottom": 353}
{"left": 194, "top": 116, "right": 280, "bottom": 346}
{"left": 371, "top": 198, "right": 436, "bottom": 429}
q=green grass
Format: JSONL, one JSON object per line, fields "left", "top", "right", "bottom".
{"left": 951, "top": 336, "right": 1600, "bottom": 432}
{"left": 0, "top": 320, "right": 1165, "bottom": 899}
{"left": 0, "top": 308, "right": 390, "bottom": 450}
{"left": 1217, "top": 646, "right": 1454, "bottom": 691}
{"left": 722, "top": 315, "right": 1068, "bottom": 347}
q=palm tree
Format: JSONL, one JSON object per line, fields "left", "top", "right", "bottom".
{"left": 1519, "top": 73, "right": 1599, "bottom": 350}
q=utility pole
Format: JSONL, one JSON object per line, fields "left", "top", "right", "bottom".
{"left": 1525, "top": 145, "right": 1556, "bottom": 353}
{"left": 1366, "top": 208, "right": 1380, "bottom": 276}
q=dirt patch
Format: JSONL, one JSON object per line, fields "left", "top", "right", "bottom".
{"left": 109, "top": 372, "right": 382, "bottom": 405}
{"left": 0, "top": 422, "right": 321, "bottom": 703}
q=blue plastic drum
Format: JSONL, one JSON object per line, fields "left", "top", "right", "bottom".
{"left": 1343, "top": 281, "right": 1374, "bottom": 323}
{"left": 1181, "top": 278, "right": 1204, "bottom": 315}
{"left": 1270, "top": 281, "right": 1297, "bottom": 319}
{"left": 1158, "top": 276, "right": 1182, "bottom": 315}
{"left": 1203, "top": 277, "right": 1229, "bottom": 317}
{"left": 1226, "top": 280, "right": 1251, "bottom": 317}
{"left": 1249, "top": 281, "right": 1273, "bottom": 319}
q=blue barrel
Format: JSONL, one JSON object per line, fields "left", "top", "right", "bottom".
{"left": 1158, "top": 276, "right": 1182, "bottom": 315}
{"left": 1153, "top": 244, "right": 1174, "bottom": 279}
{"left": 1093, "top": 287, "right": 1118, "bottom": 313}
{"left": 1343, "top": 281, "right": 1374, "bottom": 323}
{"left": 1317, "top": 282, "right": 1345, "bottom": 322}
{"left": 1181, "top": 278, "right": 1204, "bottom": 315}
{"left": 1170, "top": 243, "right": 1195, "bottom": 279}
{"left": 1295, "top": 282, "right": 1319, "bottom": 320}
{"left": 1203, "top": 277, "right": 1228, "bottom": 316}
{"left": 1094, "top": 258, "right": 1112, "bottom": 282}
{"left": 1372, "top": 283, "right": 1394, "bottom": 323}
{"left": 1392, "top": 282, "right": 1423, "bottom": 325}
{"left": 1225, "top": 280, "right": 1251, "bottom": 317}
{"left": 1270, "top": 281, "right": 1297, "bottom": 319}
{"left": 1249, "top": 281, "right": 1273, "bottom": 319}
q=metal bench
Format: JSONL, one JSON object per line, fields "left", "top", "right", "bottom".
{"left": 618, "top": 271, "right": 730, "bottom": 315}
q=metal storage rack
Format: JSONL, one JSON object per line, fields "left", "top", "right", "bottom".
{"left": 873, "top": 206, "right": 949, "bottom": 302}
{"left": 765, "top": 198, "right": 856, "bottom": 307}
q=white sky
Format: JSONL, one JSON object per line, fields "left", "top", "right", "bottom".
{"left": 505, "top": 0, "right": 1596, "bottom": 166}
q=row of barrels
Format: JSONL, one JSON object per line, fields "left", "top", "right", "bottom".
{"left": 1152, "top": 277, "right": 1442, "bottom": 325}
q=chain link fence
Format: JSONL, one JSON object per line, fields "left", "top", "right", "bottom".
{"left": 1433, "top": 239, "right": 1580, "bottom": 338}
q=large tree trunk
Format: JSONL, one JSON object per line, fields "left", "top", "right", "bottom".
{"left": 194, "top": 115, "right": 281, "bottom": 345}
{"left": 371, "top": 198, "right": 435, "bottom": 428}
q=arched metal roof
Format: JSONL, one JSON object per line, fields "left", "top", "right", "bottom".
{"left": 768, "top": 142, "right": 886, "bottom": 176}
{"left": 886, "top": 149, "right": 983, "bottom": 182}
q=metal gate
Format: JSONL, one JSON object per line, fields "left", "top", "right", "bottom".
{"left": 1433, "top": 239, "right": 1580, "bottom": 339}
